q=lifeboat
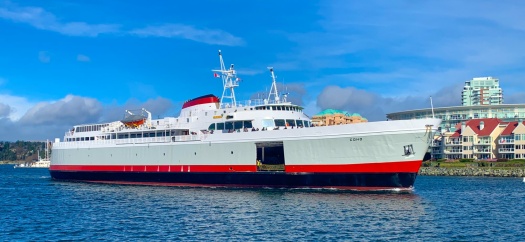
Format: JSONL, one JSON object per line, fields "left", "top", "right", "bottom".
{"left": 121, "top": 109, "right": 149, "bottom": 128}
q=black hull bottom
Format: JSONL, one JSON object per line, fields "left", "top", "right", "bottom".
{"left": 50, "top": 171, "right": 418, "bottom": 190}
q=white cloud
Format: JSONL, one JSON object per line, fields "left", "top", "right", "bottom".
{"left": 38, "top": 51, "right": 50, "bottom": 63}
{"left": 250, "top": 82, "right": 307, "bottom": 106}
{"left": 505, "top": 92, "right": 525, "bottom": 104}
{"left": 0, "top": 94, "right": 33, "bottom": 120}
{"left": 0, "top": 5, "right": 119, "bottom": 37}
{"left": 77, "top": 54, "right": 90, "bottom": 62}
{"left": 131, "top": 24, "right": 245, "bottom": 46}
{"left": 1, "top": 4, "right": 243, "bottom": 46}
{"left": 316, "top": 83, "right": 464, "bottom": 121}
{"left": 0, "top": 103, "right": 11, "bottom": 118}
{"left": 102, "top": 97, "right": 174, "bottom": 122}
{"left": 0, "top": 94, "right": 175, "bottom": 141}
{"left": 19, "top": 95, "right": 103, "bottom": 125}
{"left": 302, "top": 100, "right": 321, "bottom": 117}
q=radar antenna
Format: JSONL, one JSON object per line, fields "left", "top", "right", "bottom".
{"left": 212, "top": 50, "right": 240, "bottom": 107}
{"left": 280, "top": 85, "right": 289, "bottom": 103}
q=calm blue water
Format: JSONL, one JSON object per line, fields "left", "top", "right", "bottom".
{"left": 1, "top": 165, "right": 524, "bottom": 241}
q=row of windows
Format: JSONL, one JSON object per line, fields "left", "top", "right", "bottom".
{"left": 515, "top": 134, "right": 525, "bottom": 140}
{"left": 208, "top": 121, "right": 253, "bottom": 131}
{"left": 208, "top": 119, "right": 311, "bottom": 131}
{"left": 74, "top": 124, "right": 109, "bottom": 133}
{"left": 254, "top": 106, "right": 302, "bottom": 112}
{"left": 450, "top": 135, "right": 525, "bottom": 143}
{"left": 66, "top": 130, "right": 176, "bottom": 142}
{"left": 462, "top": 136, "right": 474, "bottom": 142}
{"left": 68, "top": 118, "right": 314, "bottom": 142}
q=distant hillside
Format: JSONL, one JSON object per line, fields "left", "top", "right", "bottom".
{"left": 0, "top": 141, "right": 50, "bottom": 163}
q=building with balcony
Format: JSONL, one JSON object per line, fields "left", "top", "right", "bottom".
{"left": 461, "top": 77, "right": 503, "bottom": 106}
{"left": 431, "top": 118, "right": 525, "bottom": 160}
{"left": 498, "top": 121, "right": 525, "bottom": 159}
{"left": 386, "top": 104, "right": 525, "bottom": 133}
{"left": 311, "top": 109, "right": 368, "bottom": 126}
{"left": 386, "top": 76, "right": 525, "bottom": 160}
{"left": 386, "top": 76, "right": 525, "bottom": 132}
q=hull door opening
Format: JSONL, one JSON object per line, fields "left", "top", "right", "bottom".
{"left": 256, "top": 142, "right": 285, "bottom": 172}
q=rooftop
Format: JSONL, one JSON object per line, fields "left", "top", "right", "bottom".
{"left": 451, "top": 118, "right": 502, "bottom": 137}
{"left": 387, "top": 103, "right": 525, "bottom": 116}
{"left": 314, "top": 109, "right": 364, "bottom": 118}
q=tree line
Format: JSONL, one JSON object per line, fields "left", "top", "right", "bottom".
{"left": 0, "top": 141, "right": 50, "bottom": 162}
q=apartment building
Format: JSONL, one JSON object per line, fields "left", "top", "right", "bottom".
{"left": 461, "top": 77, "right": 503, "bottom": 106}
{"left": 431, "top": 118, "right": 525, "bottom": 160}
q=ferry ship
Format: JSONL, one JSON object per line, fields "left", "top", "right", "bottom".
{"left": 50, "top": 51, "right": 441, "bottom": 191}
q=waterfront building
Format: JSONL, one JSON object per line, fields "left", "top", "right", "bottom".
{"left": 311, "top": 109, "right": 367, "bottom": 126}
{"left": 431, "top": 118, "right": 525, "bottom": 160}
{"left": 385, "top": 76, "right": 525, "bottom": 160}
{"left": 387, "top": 104, "right": 525, "bottom": 133}
{"left": 499, "top": 121, "right": 525, "bottom": 159}
{"left": 461, "top": 77, "right": 503, "bottom": 106}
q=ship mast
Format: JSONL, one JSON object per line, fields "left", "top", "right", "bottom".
{"left": 212, "top": 50, "right": 240, "bottom": 107}
{"left": 267, "top": 67, "right": 280, "bottom": 103}
{"left": 45, "top": 140, "right": 48, "bottom": 161}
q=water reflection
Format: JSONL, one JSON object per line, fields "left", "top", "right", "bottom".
{"left": 49, "top": 181, "right": 434, "bottom": 240}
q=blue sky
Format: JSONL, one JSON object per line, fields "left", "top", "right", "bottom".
{"left": 1, "top": 0, "right": 525, "bottom": 141}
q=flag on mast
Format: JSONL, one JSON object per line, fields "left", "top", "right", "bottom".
{"left": 214, "top": 73, "right": 220, "bottom": 78}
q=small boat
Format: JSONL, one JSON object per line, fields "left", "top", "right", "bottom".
{"left": 121, "top": 109, "right": 149, "bottom": 128}
{"left": 14, "top": 140, "right": 51, "bottom": 168}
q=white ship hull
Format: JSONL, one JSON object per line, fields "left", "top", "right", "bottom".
{"left": 50, "top": 119, "right": 440, "bottom": 190}
{"left": 50, "top": 51, "right": 440, "bottom": 190}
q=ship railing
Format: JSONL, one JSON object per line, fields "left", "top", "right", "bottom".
{"left": 54, "top": 134, "right": 204, "bottom": 147}
{"left": 220, "top": 99, "right": 292, "bottom": 108}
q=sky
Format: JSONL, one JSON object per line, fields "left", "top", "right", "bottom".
{"left": 1, "top": 0, "right": 525, "bottom": 141}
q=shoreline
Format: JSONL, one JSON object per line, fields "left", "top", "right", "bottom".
{"left": 419, "top": 167, "right": 525, "bottom": 177}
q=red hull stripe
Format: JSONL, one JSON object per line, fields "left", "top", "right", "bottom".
{"left": 50, "top": 160, "right": 421, "bottom": 173}
{"left": 182, "top": 96, "right": 219, "bottom": 109}
{"left": 50, "top": 165, "right": 257, "bottom": 173}
{"left": 285, "top": 160, "right": 422, "bottom": 173}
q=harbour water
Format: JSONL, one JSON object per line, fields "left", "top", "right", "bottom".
{"left": 1, "top": 164, "right": 524, "bottom": 241}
